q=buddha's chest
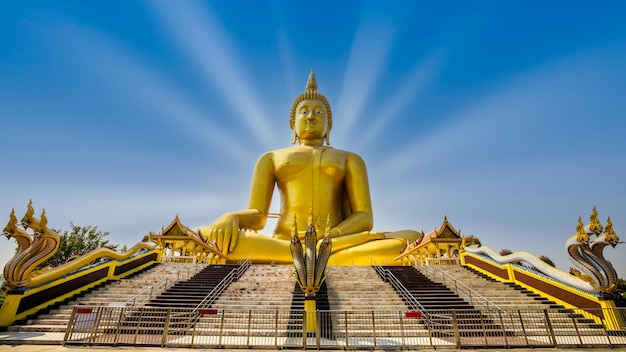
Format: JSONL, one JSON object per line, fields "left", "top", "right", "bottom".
{"left": 273, "top": 148, "right": 347, "bottom": 181}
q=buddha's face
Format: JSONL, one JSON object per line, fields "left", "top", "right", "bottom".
{"left": 293, "top": 99, "right": 328, "bottom": 141}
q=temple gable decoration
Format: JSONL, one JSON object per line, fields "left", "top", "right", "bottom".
{"left": 149, "top": 215, "right": 224, "bottom": 263}
{"left": 396, "top": 216, "right": 470, "bottom": 265}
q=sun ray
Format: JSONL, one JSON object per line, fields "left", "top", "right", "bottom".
{"left": 148, "top": 1, "right": 277, "bottom": 149}
{"left": 334, "top": 18, "right": 394, "bottom": 143}
{"left": 54, "top": 25, "right": 253, "bottom": 162}
{"left": 357, "top": 51, "right": 445, "bottom": 150}
{"left": 379, "top": 51, "right": 625, "bottom": 176}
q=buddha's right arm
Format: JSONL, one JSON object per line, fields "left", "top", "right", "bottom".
{"left": 231, "top": 209, "right": 267, "bottom": 230}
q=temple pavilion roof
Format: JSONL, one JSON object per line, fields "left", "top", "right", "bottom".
{"left": 149, "top": 215, "right": 225, "bottom": 259}
{"left": 421, "top": 215, "right": 463, "bottom": 244}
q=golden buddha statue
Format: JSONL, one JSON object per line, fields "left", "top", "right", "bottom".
{"left": 196, "top": 71, "right": 421, "bottom": 265}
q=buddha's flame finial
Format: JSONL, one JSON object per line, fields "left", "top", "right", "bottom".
{"left": 306, "top": 69, "right": 318, "bottom": 92}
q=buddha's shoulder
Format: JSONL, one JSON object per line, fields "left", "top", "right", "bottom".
{"left": 259, "top": 147, "right": 363, "bottom": 162}
{"left": 262, "top": 146, "right": 361, "bottom": 158}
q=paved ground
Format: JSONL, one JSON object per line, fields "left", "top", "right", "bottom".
{"left": 2, "top": 330, "right": 625, "bottom": 352}
{"left": 1, "top": 346, "right": 626, "bottom": 352}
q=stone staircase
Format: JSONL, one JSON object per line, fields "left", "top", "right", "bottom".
{"left": 189, "top": 266, "right": 425, "bottom": 340}
{"left": 382, "top": 266, "right": 473, "bottom": 310}
{"left": 322, "top": 266, "right": 427, "bottom": 338}
{"left": 86, "top": 264, "right": 244, "bottom": 337}
{"left": 147, "top": 264, "right": 240, "bottom": 308}
{"left": 425, "top": 265, "right": 554, "bottom": 308}
{"left": 211, "top": 264, "right": 296, "bottom": 310}
{"left": 419, "top": 264, "right": 606, "bottom": 335}
{"left": 381, "top": 266, "right": 505, "bottom": 338}
{"left": 188, "top": 264, "right": 301, "bottom": 338}
{"left": 325, "top": 266, "right": 406, "bottom": 311}
{"left": 8, "top": 262, "right": 201, "bottom": 333}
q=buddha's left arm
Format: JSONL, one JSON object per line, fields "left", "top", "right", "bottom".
{"left": 331, "top": 153, "right": 374, "bottom": 237}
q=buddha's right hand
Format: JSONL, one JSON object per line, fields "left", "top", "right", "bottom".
{"left": 208, "top": 213, "right": 239, "bottom": 255}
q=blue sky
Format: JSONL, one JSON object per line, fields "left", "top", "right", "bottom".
{"left": 2, "top": 1, "right": 625, "bottom": 276}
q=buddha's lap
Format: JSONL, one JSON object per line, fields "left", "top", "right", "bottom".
{"left": 221, "top": 231, "right": 407, "bottom": 264}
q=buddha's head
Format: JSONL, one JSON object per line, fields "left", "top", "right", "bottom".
{"left": 290, "top": 70, "right": 333, "bottom": 145}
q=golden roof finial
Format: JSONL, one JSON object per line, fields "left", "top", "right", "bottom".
{"left": 306, "top": 68, "right": 318, "bottom": 92}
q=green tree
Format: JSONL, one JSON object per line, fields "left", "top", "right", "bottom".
{"left": 0, "top": 278, "right": 7, "bottom": 304}
{"left": 614, "top": 279, "right": 626, "bottom": 307}
{"left": 39, "top": 223, "right": 118, "bottom": 268}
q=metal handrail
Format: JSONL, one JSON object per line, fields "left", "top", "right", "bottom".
{"left": 415, "top": 265, "right": 501, "bottom": 311}
{"left": 372, "top": 263, "right": 427, "bottom": 315}
{"left": 194, "top": 257, "right": 252, "bottom": 311}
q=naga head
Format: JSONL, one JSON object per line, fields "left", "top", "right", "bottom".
{"left": 604, "top": 217, "right": 620, "bottom": 247}
{"left": 21, "top": 199, "right": 36, "bottom": 229}
{"left": 34, "top": 209, "right": 48, "bottom": 236}
{"left": 3, "top": 208, "right": 18, "bottom": 239}
{"left": 576, "top": 217, "right": 590, "bottom": 244}
{"left": 588, "top": 206, "right": 604, "bottom": 236}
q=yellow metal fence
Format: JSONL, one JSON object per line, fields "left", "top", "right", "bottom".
{"left": 64, "top": 306, "right": 626, "bottom": 349}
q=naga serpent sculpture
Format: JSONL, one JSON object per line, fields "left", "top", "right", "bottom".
{"left": 3, "top": 209, "right": 33, "bottom": 283}
{"left": 2, "top": 201, "right": 155, "bottom": 289}
{"left": 290, "top": 213, "right": 332, "bottom": 294}
{"left": 2, "top": 200, "right": 59, "bottom": 286}
{"left": 463, "top": 207, "right": 620, "bottom": 294}
{"left": 565, "top": 210, "right": 620, "bottom": 292}
{"left": 11, "top": 208, "right": 60, "bottom": 287}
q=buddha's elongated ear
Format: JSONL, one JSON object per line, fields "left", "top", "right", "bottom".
{"left": 323, "top": 131, "right": 331, "bottom": 146}
{"left": 289, "top": 118, "right": 298, "bottom": 144}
